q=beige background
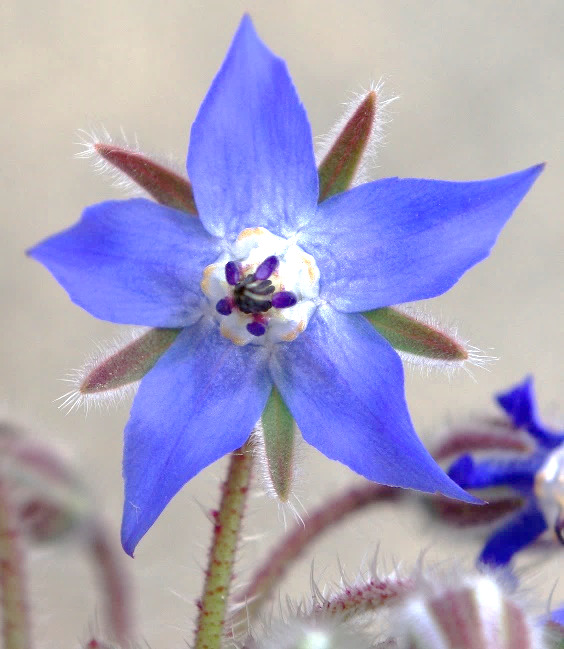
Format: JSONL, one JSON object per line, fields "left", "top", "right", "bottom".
{"left": 2, "top": 1, "right": 563, "bottom": 646}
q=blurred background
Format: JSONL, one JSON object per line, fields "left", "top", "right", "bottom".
{"left": 2, "top": 0, "right": 563, "bottom": 646}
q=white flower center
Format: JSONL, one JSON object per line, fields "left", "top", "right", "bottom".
{"left": 200, "top": 227, "right": 320, "bottom": 346}
{"left": 534, "top": 444, "right": 564, "bottom": 541}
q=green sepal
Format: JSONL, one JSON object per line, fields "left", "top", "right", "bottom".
{"left": 261, "top": 387, "right": 295, "bottom": 502}
{"left": 95, "top": 143, "right": 198, "bottom": 214}
{"left": 317, "top": 91, "right": 376, "bottom": 202}
{"left": 81, "top": 328, "right": 180, "bottom": 394}
{"left": 364, "top": 307, "right": 468, "bottom": 361}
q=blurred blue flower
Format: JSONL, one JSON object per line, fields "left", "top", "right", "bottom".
{"left": 29, "top": 16, "right": 543, "bottom": 554}
{"left": 448, "top": 377, "right": 564, "bottom": 567}
{"left": 549, "top": 606, "right": 564, "bottom": 628}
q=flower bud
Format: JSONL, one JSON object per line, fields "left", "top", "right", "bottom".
{"left": 0, "top": 422, "right": 91, "bottom": 544}
{"left": 392, "top": 573, "right": 541, "bottom": 649}
{"left": 534, "top": 444, "right": 564, "bottom": 542}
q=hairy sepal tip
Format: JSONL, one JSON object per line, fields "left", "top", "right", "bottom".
{"left": 58, "top": 328, "right": 179, "bottom": 414}
{"left": 317, "top": 81, "right": 396, "bottom": 201}
{"left": 76, "top": 128, "right": 198, "bottom": 214}
{"left": 364, "top": 306, "right": 495, "bottom": 378}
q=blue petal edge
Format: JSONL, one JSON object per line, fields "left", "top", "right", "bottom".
{"left": 187, "top": 15, "right": 318, "bottom": 240}
{"left": 121, "top": 319, "right": 271, "bottom": 555}
{"left": 270, "top": 305, "right": 480, "bottom": 503}
{"left": 478, "top": 499, "right": 547, "bottom": 567}
{"left": 28, "top": 199, "right": 221, "bottom": 327}
{"left": 301, "top": 164, "right": 544, "bottom": 312}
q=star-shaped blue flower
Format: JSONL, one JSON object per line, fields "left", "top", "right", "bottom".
{"left": 448, "top": 377, "right": 564, "bottom": 567}
{"left": 29, "top": 16, "right": 543, "bottom": 555}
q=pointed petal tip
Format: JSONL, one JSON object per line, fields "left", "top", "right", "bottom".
{"left": 26, "top": 239, "right": 46, "bottom": 261}
{"left": 120, "top": 527, "right": 137, "bottom": 558}
{"left": 235, "top": 13, "right": 260, "bottom": 46}
{"left": 440, "top": 482, "right": 484, "bottom": 506}
{"left": 495, "top": 375, "right": 535, "bottom": 422}
{"left": 512, "top": 162, "right": 545, "bottom": 190}
{"left": 522, "top": 161, "right": 545, "bottom": 183}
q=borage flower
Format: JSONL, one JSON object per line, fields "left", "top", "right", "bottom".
{"left": 29, "top": 16, "right": 543, "bottom": 555}
{"left": 447, "top": 377, "right": 564, "bottom": 567}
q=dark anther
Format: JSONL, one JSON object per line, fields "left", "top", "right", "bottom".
{"left": 234, "top": 274, "right": 275, "bottom": 314}
{"left": 251, "top": 280, "right": 276, "bottom": 296}
{"left": 237, "top": 294, "right": 272, "bottom": 314}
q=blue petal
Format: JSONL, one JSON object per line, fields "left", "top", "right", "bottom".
{"left": 187, "top": 15, "right": 318, "bottom": 239}
{"left": 269, "top": 305, "right": 478, "bottom": 502}
{"left": 448, "top": 453, "right": 544, "bottom": 493}
{"left": 497, "top": 376, "right": 564, "bottom": 449}
{"left": 549, "top": 607, "right": 564, "bottom": 627}
{"left": 300, "top": 165, "right": 544, "bottom": 311}
{"left": 121, "top": 318, "right": 271, "bottom": 555}
{"left": 28, "top": 199, "right": 221, "bottom": 327}
{"left": 479, "top": 499, "right": 547, "bottom": 567}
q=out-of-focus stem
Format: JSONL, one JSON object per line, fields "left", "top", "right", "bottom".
{"left": 87, "top": 520, "right": 134, "bottom": 647}
{"left": 194, "top": 440, "right": 253, "bottom": 649}
{"left": 0, "top": 479, "right": 32, "bottom": 649}
{"left": 229, "top": 482, "right": 398, "bottom": 627}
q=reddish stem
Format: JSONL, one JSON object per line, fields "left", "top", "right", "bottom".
{"left": 229, "top": 483, "right": 399, "bottom": 626}
{"left": 433, "top": 429, "right": 531, "bottom": 461}
{"left": 87, "top": 520, "right": 134, "bottom": 647}
{"left": 0, "top": 480, "right": 32, "bottom": 649}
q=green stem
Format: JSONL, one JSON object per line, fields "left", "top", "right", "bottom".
{"left": 194, "top": 439, "right": 253, "bottom": 649}
{"left": 0, "top": 479, "right": 32, "bottom": 649}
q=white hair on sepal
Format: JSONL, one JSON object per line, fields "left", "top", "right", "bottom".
{"left": 315, "top": 78, "right": 399, "bottom": 185}
{"left": 244, "top": 553, "right": 412, "bottom": 648}
{"left": 392, "top": 304, "right": 497, "bottom": 381}
{"left": 75, "top": 125, "right": 141, "bottom": 196}
{"left": 250, "top": 421, "right": 307, "bottom": 529}
{"left": 74, "top": 125, "right": 187, "bottom": 198}
{"left": 56, "top": 326, "right": 148, "bottom": 416}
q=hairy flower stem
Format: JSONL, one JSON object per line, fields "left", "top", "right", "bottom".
{"left": 311, "top": 575, "right": 414, "bottom": 621}
{"left": 88, "top": 520, "right": 133, "bottom": 647}
{"left": 229, "top": 483, "right": 398, "bottom": 628}
{"left": 0, "top": 480, "right": 31, "bottom": 649}
{"left": 194, "top": 440, "right": 253, "bottom": 649}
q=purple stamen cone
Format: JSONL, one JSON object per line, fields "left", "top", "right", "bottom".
{"left": 246, "top": 321, "right": 266, "bottom": 336}
{"left": 254, "top": 255, "right": 278, "bottom": 280}
{"left": 216, "top": 298, "right": 232, "bottom": 316}
{"left": 272, "top": 291, "right": 297, "bottom": 308}
{"left": 225, "top": 261, "right": 242, "bottom": 285}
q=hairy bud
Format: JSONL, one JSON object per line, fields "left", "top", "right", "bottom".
{"left": 252, "top": 619, "right": 372, "bottom": 649}
{"left": 392, "top": 573, "right": 542, "bottom": 649}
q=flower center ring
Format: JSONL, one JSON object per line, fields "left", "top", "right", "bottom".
{"left": 201, "top": 227, "right": 320, "bottom": 346}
